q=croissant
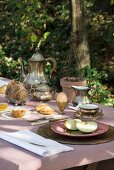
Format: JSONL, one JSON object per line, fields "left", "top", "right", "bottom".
{"left": 36, "top": 103, "right": 54, "bottom": 115}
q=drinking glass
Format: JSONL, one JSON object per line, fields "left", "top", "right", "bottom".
{"left": 56, "top": 100, "right": 68, "bottom": 114}
{"left": 56, "top": 92, "right": 68, "bottom": 114}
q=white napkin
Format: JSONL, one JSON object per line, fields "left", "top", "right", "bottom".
{"left": 0, "top": 80, "right": 9, "bottom": 86}
{"left": 69, "top": 103, "right": 82, "bottom": 111}
{"left": 0, "top": 130, "right": 73, "bottom": 157}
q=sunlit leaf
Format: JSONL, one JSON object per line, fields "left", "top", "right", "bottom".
{"left": 30, "top": 33, "right": 37, "bottom": 42}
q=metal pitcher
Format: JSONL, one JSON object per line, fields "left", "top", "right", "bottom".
{"left": 19, "top": 50, "right": 57, "bottom": 101}
{"left": 72, "top": 86, "right": 91, "bottom": 106}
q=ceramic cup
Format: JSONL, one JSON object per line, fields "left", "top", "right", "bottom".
{"left": 79, "top": 104, "right": 102, "bottom": 115}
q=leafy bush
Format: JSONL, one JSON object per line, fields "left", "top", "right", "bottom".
{"left": 83, "top": 67, "right": 114, "bottom": 107}
{"left": 0, "top": 45, "right": 20, "bottom": 79}
{"left": 0, "top": 0, "right": 114, "bottom": 106}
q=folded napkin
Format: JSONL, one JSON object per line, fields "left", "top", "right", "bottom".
{"left": 69, "top": 103, "right": 82, "bottom": 111}
{"left": 0, "top": 80, "right": 9, "bottom": 86}
{"left": 0, "top": 130, "right": 73, "bottom": 157}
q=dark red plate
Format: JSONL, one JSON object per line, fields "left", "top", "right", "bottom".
{"left": 51, "top": 120, "right": 109, "bottom": 137}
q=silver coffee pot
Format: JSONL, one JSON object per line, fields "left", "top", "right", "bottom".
{"left": 19, "top": 50, "right": 57, "bottom": 101}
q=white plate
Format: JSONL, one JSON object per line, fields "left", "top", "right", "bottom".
{"left": 1, "top": 108, "right": 31, "bottom": 119}
{"left": 79, "top": 104, "right": 98, "bottom": 110}
{"left": 0, "top": 105, "right": 13, "bottom": 113}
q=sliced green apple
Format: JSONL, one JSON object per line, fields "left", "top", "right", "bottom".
{"left": 74, "top": 119, "right": 82, "bottom": 123}
{"left": 76, "top": 121, "right": 98, "bottom": 133}
{"left": 65, "top": 119, "right": 77, "bottom": 130}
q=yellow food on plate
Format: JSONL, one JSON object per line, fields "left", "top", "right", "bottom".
{"left": 0, "top": 85, "right": 7, "bottom": 94}
{"left": 36, "top": 103, "right": 55, "bottom": 115}
{"left": 0, "top": 103, "right": 9, "bottom": 111}
{"left": 11, "top": 109, "right": 26, "bottom": 118}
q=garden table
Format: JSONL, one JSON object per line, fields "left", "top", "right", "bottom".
{"left": 0, "top": 78, "right": 114, "bottom": 170}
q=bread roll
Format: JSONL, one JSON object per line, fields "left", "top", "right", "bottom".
{"left": 36, "top": 103, "right": 54, "bottom": 115}
{"left": 11, "top": 109, "right": 26, "bottom": 118}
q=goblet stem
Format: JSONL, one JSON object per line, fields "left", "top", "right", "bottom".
{"left": 59, "top": 110, "right": 65, "bottom": 115}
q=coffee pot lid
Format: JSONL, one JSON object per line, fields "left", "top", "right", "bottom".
{"left": 37, "top": 83, "right": 51, "bottom": 92}
{"left": 29, "top": 49, "right": 45, "bottom": 62}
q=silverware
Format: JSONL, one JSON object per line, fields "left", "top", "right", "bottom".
{"left": 31, "top": 120, "right": 50, "bottom": 126}
{"left": 31, "top": 117, "right": 68, "bottom": 126}
{"left": 27, "top": 117, "right": 47, "bottom": 123}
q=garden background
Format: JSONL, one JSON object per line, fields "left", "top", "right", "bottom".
{"left": 0, "top": 0, "right": 114, "bottom": 106}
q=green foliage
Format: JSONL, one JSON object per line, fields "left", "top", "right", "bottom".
{"left": 0, "top": 0, "right": 114, "bottom": 106}
{"left": 84, "top": 67, "right": 114, "bottom": 107}
{"left": 86, "top": 0, "right": 114, "bottom": 69}
{"left": 38, "top": 32, "right": 50, "bottom": 48}
{"left": 0, "top": 45, "right": 20, "bottom": 79}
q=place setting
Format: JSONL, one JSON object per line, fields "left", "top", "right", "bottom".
{"left": 0, "top": 101, "right": 69, "bottom": 127}
{"left": 24, "top": 92, "right": 114, "bottom": 145}
{"left": 37, "top": 117, "right": 114, "bottom": 145}
{"left": 37, "top": 101, "right": 114, "bottom": 145}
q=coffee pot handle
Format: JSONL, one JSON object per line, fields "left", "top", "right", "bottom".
{"left": 46, "top": 57, "right": 57, "bottom": 74}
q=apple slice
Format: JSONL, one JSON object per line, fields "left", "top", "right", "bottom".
{"left": 76, "top": 121, "right": 98, "bottom": 133}
{"left": 65, "top": 119, "right": 77, "bottom": 130}
{"left": 74, "top": 119, "right": 82, "bottom": 123}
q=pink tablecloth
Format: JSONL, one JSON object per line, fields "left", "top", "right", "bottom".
{"left": 0, "top": 93, "right": 114, "bottom": 170}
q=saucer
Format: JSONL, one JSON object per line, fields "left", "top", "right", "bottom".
{"left": 79, "top": 104, "right": 98, "bottom": 110}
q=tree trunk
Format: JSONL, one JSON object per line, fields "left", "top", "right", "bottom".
{"left": 71, "top": 0, "right": 90, "bottom": 69}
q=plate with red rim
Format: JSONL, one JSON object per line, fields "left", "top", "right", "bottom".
{"left": 51, "top": 120, "right": 109, "bottom": 137}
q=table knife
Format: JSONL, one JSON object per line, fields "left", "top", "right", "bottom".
{"left": 31, "top": 117, "right": 68, "bottom": 126}
{"left": 28, "top": 117, "right": 47, "bottom": 123}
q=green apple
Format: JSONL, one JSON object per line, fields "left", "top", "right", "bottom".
{"left": 76, "top": 121, "right": 98, "bottom": 133}
{"left": 65, "top": 119, "right": 77, "bottom": 130}
{"left": 74, "top": 119, "right": 82, "bottom": 123}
